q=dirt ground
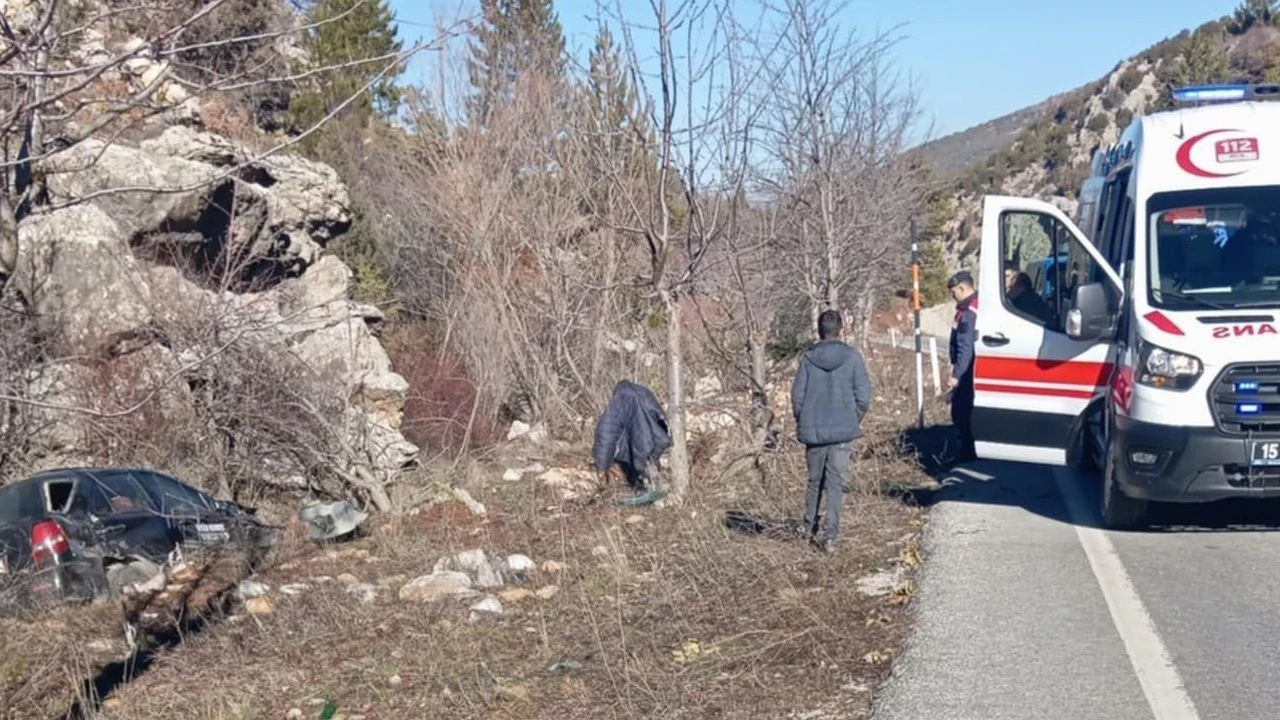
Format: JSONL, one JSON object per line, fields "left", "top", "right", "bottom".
{"left": 3, "top": 347, "right": 954, "bottom": 720}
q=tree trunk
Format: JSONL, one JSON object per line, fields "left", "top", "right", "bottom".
{"left": 663, "top": 290, "right": 690, "bottom": 503}
{"left": 590, "top": 232, "right": 619, "bottom": 402}
{"left": 747, "top": 325, "right": 778, "bottom": 451}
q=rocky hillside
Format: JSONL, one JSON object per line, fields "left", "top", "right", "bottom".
{"left": 0, "top": 0, "right": 420, "bottom": 511}
{"left": 922, "top": 8, "right": 1280, "bottom": 273}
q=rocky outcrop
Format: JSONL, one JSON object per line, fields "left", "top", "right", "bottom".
{"left": 13, "top": 126, "right": 417, "bottom": 504}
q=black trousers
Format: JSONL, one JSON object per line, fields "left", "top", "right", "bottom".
{"left": 950, "top": 374, "right": 975, "bottom": 455}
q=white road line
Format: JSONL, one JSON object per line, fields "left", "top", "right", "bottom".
{"left": 1052, "top": 466, "right": 1201, "bottom": 720}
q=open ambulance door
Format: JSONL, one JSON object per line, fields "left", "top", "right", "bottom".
{"left": 973, "top": 195, "right": 1124, "bottom": 466}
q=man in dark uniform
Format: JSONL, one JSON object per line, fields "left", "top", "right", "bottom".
{"left": 947, "top": 271, "right": 979, "bottom": 462}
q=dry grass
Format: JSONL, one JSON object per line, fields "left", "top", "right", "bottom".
{"left": 5, "top": 349, "right": 947, "bottom": 720}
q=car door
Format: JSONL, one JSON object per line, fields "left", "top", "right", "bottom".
{"left": 974, "top": 195, "right": 1124, "bottom": 466}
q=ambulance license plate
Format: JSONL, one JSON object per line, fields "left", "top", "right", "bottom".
{"left": 1250, "top": 441, "right": 1280, "bottom": 467}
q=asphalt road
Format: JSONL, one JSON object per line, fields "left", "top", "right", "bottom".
{"left": 869, "top": 458, "right": 1280, "bottom": 720}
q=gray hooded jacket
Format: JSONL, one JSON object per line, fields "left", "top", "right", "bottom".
{"left": 790, "top": 339, "right": 873, "bottom": 446}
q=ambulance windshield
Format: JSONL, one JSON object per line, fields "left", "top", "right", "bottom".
{"left": 1147, "top": 185, "right": 1280, "bottom": 310}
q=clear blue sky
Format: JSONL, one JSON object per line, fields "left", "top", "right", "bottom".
{"left": 388, "top": 0, "right": 1241, "bottom": 140}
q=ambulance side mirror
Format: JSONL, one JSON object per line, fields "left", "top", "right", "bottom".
{"left": 1065, "top": 281, "right": 1115, "bottom": 342}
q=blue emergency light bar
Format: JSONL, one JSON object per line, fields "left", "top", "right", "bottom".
{"left": 1173, "top": 83, "right": 1280, "bottom": 104}
{"left": 1236, "top": 380, "right": 1261, "bottom": 393}
{"left": 1238, "top": 403, "right": 1263, "bottom": 415}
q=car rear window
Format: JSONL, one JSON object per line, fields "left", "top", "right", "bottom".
{"left": 0, "top": 483, "right": 41, "bottom": 525}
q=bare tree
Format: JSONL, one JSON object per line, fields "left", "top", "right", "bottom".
{"left": 756, "top": 0, "right": 927, "bottom": 346}
{"left": 588, "top": 0, "right": 768, "bottom": 503}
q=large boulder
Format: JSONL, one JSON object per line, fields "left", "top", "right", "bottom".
{"left": 44, "top": 130, "right": 352, "bottom": 277}
{"left": 13, "top": 205, "right": 154, "bottom": 353}
{"left": 13, "top": 131, "right": 415, "bottom": 494}
{"left": 42, "top": 140, "right": 224, "bottom": 244}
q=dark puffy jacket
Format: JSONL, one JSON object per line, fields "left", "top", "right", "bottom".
{"left": 791, "top": 339, "right": 873, "bottom": 446}
{"left": 592, "top": 381, "right": 671, "bottom": 471}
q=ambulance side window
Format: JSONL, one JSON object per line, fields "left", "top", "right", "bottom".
{"left": 1000, "top": 210, "right": 1107, "bottom": 334}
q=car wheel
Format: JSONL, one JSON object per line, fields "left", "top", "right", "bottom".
{"left": 105, "top": 558, "right": 163, "bottom": 597}
{"left": 1101, "top": 441, "right": 1147, "bottom": 530}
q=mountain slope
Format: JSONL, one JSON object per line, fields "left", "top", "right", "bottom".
{"left": 922, "top": 10, "right": 1280, "bottom": 272}
{"left": 916, "top": 94, "right": 1066, "bottom": 180}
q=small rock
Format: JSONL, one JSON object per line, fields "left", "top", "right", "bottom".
{"left": 502, "top": 468, "right": 523, "bottom": 482}
{"left": 346, "top": 583, "right": 378, "bottom": 604}
{"left": 505, "top": 554, "right": 536, "bottom": 573}
{"left": 86, "top": 640, "right": 115, "bottom": 653}
{"left": 280, "top": 583, "right": 311, "bottom": 596}
{"left": 539, "top": 468, "right": 598, "bottom": 500}
{"left": 389, "top": 674, "right": 403, "bottom": 687}
{"left": 245, "top": 596, "right": 274, "bottom": 615}
{"left": 590, "top": 545, "right": 610, "bottom": 558}
{"left": 469, "top": 595, "right": 504, "bottom": 620}
{"left": 625, "top": 514, "right": 645, "bottom": 525}
{"left": 448, "top": 487, "right": 487, "bottom": 517}
{"left": 399, "top": 571, "right": 473, "bottom": 602}
{"left": 855, "top": 568, "right": 906, "bottom": 598}
{"left": 542, "top": 560, "right": 566, "bottom": 574}
{"left": 235, "top": 580, "right": 270, "bottom": 599}
{"left": 102, "top": 698, "right": 123, "bottom": 710}
{"left": 499, "top": 588, "right": 534, "bottom": 603}
{"left": 507, "top": 420, "right": 533, "bottom": 440}
{"left": 286, "top": 709, "right": 304, "bottom": 720}
{"left": 534, "top": 585, "right": 560, "bottom": 600}
{"left": 337, "top": 573, "right": 360, "bottom": 586}
{"left": 434, "top": 549, "right": 504, "bottom": 589}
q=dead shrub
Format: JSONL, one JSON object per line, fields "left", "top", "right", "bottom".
{"left": 383, "top": 322, "right": 500, "bottom": 455}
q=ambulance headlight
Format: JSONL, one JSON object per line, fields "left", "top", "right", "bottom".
{"left": 1137, "top": 341, "right": 1202, "bottom": 390}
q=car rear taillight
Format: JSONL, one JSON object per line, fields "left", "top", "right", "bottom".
{"left": 30, "top": 519, "right": 70, "bottom": 566}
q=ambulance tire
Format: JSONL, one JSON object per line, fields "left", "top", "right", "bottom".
{"left": 1079, "top": 402, "right": 1105, "bottom": 475}
{"left": 1101, "top": 440, "right": 1148, "bottom": 530}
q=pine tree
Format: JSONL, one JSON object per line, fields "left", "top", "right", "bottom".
{"left": 287, "top": 0, "right": 404, "bottom": 133}
{"left": 583, "top": 25, "right": 651, "bottom": 188}
{"left": 466, "top": 0, "right": 567, "bottom": 126}
{"left": 1155, "top": 30, "right": 1230, "bottom": 110}
{"left": 918, "top": 192, "right": 954, "bottom": 306}
{"left": 1231, "top": 0, "right": 1280, "bottom": 34}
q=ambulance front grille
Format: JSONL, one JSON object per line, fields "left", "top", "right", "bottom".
{"left": 1209, "top": 364, "right": 1280, "bottom": 435}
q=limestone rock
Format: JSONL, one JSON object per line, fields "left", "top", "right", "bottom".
{"left": 434, "top": 549, "right": 504, "bottom": 590}
{"left": 13, "top": 205, "right": 154, "bottom": 353}
{"left": 399, "top": 571, "right": 474, "bottom": 603}
{"left": 42, "top": 140, "right": 223, "bottom": 243}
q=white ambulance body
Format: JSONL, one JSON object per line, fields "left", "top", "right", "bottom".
{"left": 975, "top": 83, "right": 1280, "bottom": 528}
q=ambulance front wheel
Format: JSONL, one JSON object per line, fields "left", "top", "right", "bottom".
{"left": 1101, "top": 439, "right": 1148, "bottom": 530}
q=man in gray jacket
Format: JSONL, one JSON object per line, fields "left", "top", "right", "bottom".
{"left": 791, "top": 310, "right": 873, "bottom": 553}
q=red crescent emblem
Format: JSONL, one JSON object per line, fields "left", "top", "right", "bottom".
{"left": 1176, "top": 128, "right": 1247, "bottom": 178}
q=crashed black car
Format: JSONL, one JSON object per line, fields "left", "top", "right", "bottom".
{"left": 0, "top": 467, "right": 281, "bottom": 611}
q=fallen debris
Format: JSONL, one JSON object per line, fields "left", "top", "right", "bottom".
{"left": 298, "top": 499, "right": 368, "bottom": 542}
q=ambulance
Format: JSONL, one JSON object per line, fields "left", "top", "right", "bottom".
{"left": 973, "top": 83, "right": 1280, "bottom": 529}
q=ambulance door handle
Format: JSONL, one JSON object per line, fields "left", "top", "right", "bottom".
{"left": 981, "top": 333, "right": 1009, "bottom": 347}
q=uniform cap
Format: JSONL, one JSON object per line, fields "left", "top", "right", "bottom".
{"left": 946, "top": 270, "right": 974, "bottom": 289}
